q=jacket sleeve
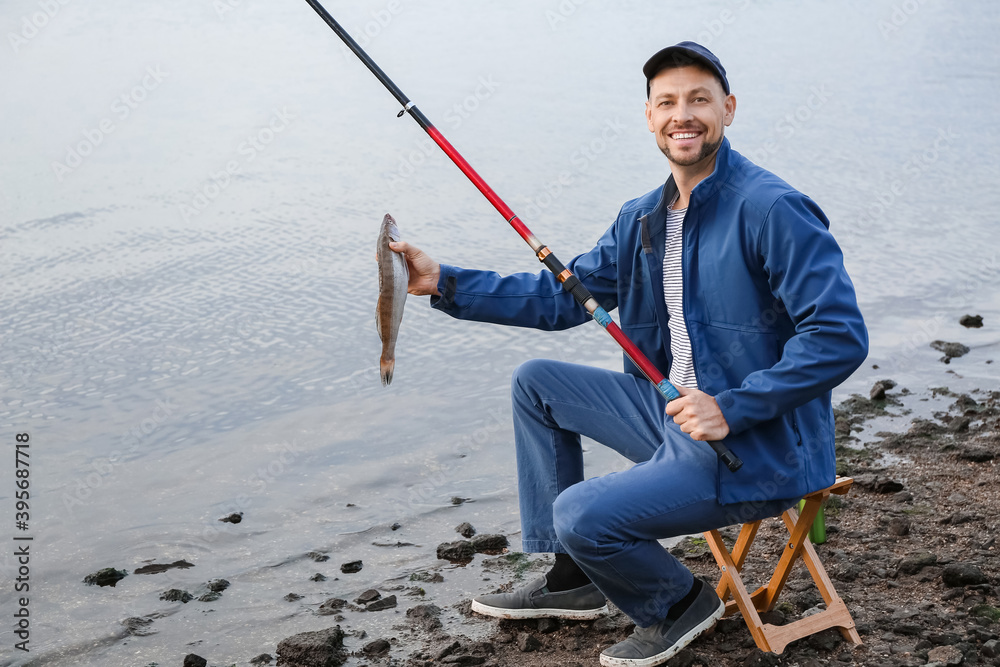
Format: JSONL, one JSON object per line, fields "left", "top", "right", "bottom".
{"left": 429, "top": 221, "right": 621, "bottom": 331}
{"left": 714, "top": 193, "right": 869, "bottom": 435}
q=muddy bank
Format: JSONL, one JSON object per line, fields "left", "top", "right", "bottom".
{"left": 240, "top": 380, "right": 997, "bottom": 667}
{"left": 84, "top": 381, "right": 998, "bottom": 667}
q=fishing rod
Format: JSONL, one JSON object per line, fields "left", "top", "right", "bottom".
{"left": 305, "top": 0, "right": 742, "bottom": 473}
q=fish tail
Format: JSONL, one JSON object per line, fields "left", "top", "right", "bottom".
{"left": 380, "top": 358, "right": 394, "bottom": 386}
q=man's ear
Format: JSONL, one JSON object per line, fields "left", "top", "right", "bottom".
{"left": 645, "top": 99, "right": 654, "bottom": 132}
{"left": 724, "top": 94, "right": 737, "bottom": 127}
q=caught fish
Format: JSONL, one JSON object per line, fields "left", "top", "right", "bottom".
{"left": 376, "top": 213, "right": 408, "bottom": 385}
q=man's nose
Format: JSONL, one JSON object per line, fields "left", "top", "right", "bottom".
{"left": 673, "top": 101, "right": 694, "bottom": 122}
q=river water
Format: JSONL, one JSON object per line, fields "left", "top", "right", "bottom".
{"left": 1, "top": 1, "right": 999, "bottom": 665}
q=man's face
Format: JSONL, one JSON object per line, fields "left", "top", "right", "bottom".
{"left": 645, "top": 65, "right": 736, "bottom": 169}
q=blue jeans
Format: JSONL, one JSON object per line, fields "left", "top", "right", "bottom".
{"left": 512, "top": 359, "right": 798, "bottom": 627}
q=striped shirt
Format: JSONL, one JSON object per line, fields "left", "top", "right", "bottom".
{"left": 663, "top": 199, "right": 698, "bottom": 389}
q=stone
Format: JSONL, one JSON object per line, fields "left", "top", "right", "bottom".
{"left": 516, "top": 632, "right": 541, "bottom": 652}
{"left": 83, "top": 568, "right": 128, "bottom": 587}
{"left": 159, "top": 589, "right": 192, "bottom": 603}
{"left": 309, "top": 573, "right": 327, "bottom": 582}
{"left": 942, "top": 562, "right": 987, "bottom": 587}
{"left": 284, "top": 593, "right": 303, "bottom": 602}
{"left": 666, "top": 649, "right": 699, "bottom": 667}
{"left": 250, "top": 654, "right": 273, "bottom": 665}
{"left": 207, "top": 579, "right": 230, "bottom": 592}
{"left": 340, "top": 560, "right": 362, "bottom": 574}
{"left": 893, "top": 490, "right": 914, "bottom": 503}
{"left": 456, "top": 522, "right": 476, "bottom": 538}
{"left": 407, "top": 603, "right": 443, "bottom": 630}
{"left": 870, "top": 380, "right": 896, "bottom": 401}
{"left": 931, "top": 340, "right": 970, "bottom": 363}
{"left": 183, "top": 655, "right": 208, "bottom": 667}
{"left": 959, "top": 314, "right": 984, "bottom": 328}
{"left": 742, "top": 649, "right": 782, "bottom": 666}
{"left": 121, "top": 617, "right": 154, "bottom": 636}
{"left": 537, "top": 617, "right": 560, "bottom": 633}
{"left": 887, "top": 517, "right": 911, "bottom": 536}
{"left": 366, "top": 594, "right": 397, "bottom": 611}
{"left": 362, "top": 638, "right": 391, "bottom": 656}
{"left": 317, "top": 598, "right": 347, "bottom": 615}
{"left": 437, "top": 540, "right": 475, "bottom": 562}
{"left": 959, "top": 447, "right": 995, "bottom": 462}
{"left": 355, "top": 589, "right": 381, "bottom": 604}
{"left": 219, "top": 512, "right": 243, "bottom": 523}
{"left": 898, "top": 552, "right": 937, "bottom": 575}
{"left": 133, "top": 560, "right": 195, "bottom": 575}
{"left": 927, "top": 645, "right": 963, "bottom": 665}
{"left": 308, "top": 551, "right": 330, "bottom": 562}
{"left": 471, "top": 534, "right": 509, "bottom": 553}
{"left": 276, "top": 626, "right": 347, "bottom": 666}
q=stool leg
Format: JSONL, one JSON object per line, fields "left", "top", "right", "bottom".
{"left": 757, "top": 496, "right": 826, "bottom": 612}
{"left": 713, "top": 521, "right": 760, "bottom": 604}
{"left": 705, "top": 529, "right": 773, "bottom": 653}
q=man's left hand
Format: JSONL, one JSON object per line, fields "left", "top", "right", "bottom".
{"left": 665, "top": 386, "right": 731, "bottom": 441}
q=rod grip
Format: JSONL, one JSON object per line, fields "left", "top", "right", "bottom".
{"left": 710, "top": 441, "right": 743, "bottom": 472}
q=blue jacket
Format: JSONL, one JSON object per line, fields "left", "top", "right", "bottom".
{"left": 431, "top": 138, "right": 868, "bottom": 504}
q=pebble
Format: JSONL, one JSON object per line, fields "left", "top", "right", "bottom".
{"left": 362, "top": 638, "right": 391, "bottom": 656}
{"left": 517, "top": 632, "right": 541, "bottom": 653}
{"left": 218, "top": 512, "right": 243, "bottom": 523}
{"left": 930, "top": 340, "right": 970, "bottom": 363}
{"left": 159, "top": 589, "right": 192, "bottom": 603}
{"left": 437, "top": 540, "right": 475, "bottom": 562}
{"left": 276, "top": 626, "right": 346, "bottom": 667}
{"left": 83, "top": 568, "right": 128, "bottom": 587}
{"left": 456, "top": 522, "right": 477, "bottom": 538}
{"left": 471, "top": 534, "right": 509, "bottom": 553}
{"left": 317, "top": 598, "right": 346, "bottom": 615}
{"left": 942, "top": 562, "right": 987, "bottom": 587}
{"left": 355, "top": 589, "right": 381, "bottom": 604}
{"left": 887, "top": 517, "right": 911, "bottom": 536}
{"left": 182, "top": 655, "right": 207, "bottom": 667}
{"left": 927, "top": 645, "right": 963, "bottom": 665}
{"left": 897, "top": 552, "right": 937, "bottom": 575}
{"left": 959, "top": 314, "right": 984, "bottom": 328}
{"left": 340, "top": 560, "right": 363, "bottom": 574}
{"left": 366, "top": 594, "right": 397, "bottom": 611}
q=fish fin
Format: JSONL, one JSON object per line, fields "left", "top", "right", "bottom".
{"left": 380, "top": 358, "right": 394, "bottom": 386}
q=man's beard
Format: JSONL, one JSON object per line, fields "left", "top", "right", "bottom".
{"left": 659, "top": 132, "right": 723, "bottom": 167}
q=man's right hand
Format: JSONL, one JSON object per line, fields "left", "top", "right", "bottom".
{"left": 387, "top": 241, "right": 441, "bottom": 297}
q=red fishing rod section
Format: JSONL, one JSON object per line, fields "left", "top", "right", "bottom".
{"left": 304, "top": 0, "right": 742, "bottom": 473}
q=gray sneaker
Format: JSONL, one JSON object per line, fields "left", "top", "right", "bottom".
{"left": 599, "top": 579, "right": 724, "bottom": 666}
{"left": 471, "top": 575, "right": 608, "bottom": 620}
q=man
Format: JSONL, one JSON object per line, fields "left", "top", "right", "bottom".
{"left": 389, "top": 42, "right": 867, "bottom": 666}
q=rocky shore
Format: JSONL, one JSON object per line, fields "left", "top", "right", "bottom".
{"left": 84, "top": 346, "right": 998, "bottom": 667}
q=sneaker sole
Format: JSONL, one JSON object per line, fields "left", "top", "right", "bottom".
{"left": 598, "top": 600, "right": 724, "bottom": 667}
{"left": 471, "top": 598, "right": 609, "bottom": 620}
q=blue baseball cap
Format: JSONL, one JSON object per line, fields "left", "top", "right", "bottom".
{"left": 643, "top": 41, "right": 730, "bottom": 97}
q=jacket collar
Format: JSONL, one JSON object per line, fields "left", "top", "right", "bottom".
{"left": 690, "top": 136, "right": 732, "bottom": 204}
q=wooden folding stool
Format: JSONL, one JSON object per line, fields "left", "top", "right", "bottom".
{"left": 702, "top": 476, "right": 863, "bottom": 654}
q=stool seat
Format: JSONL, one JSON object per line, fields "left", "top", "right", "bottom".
{"left": 702, "top": 476, "right": 863, "bottom": 654}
